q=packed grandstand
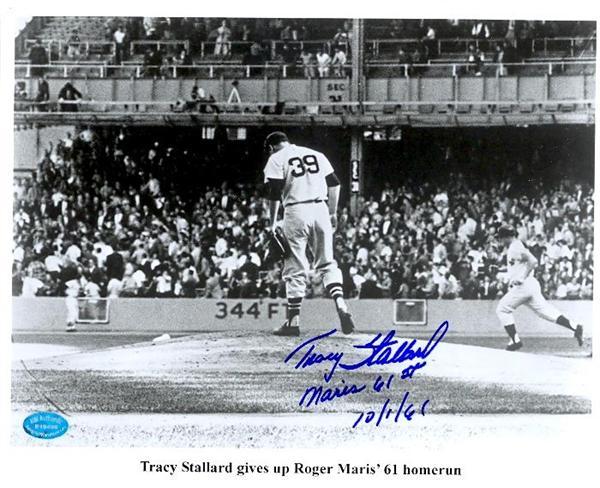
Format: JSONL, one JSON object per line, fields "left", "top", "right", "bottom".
{"left": 12, "top": 125, "right": 594, "bottom": 300}
{"left": 13, "top": 18, "right": 595, "bottom": 301}
{"left": 17, "top": 17, "right": 596, "bottom": 82}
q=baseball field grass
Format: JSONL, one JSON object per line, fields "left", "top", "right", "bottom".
{"left": 11, "top": 330, "right": 592, "bottom": 447}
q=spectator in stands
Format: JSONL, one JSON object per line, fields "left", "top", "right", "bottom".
{"left": 238, "top": 272, "right": 258, "bottom": 298}
{"left": 174, "top": 85, "right": 201, "bottom": 112}
{"left": 161, "top": 18, "right": 174, "bottom": 41}
{"left": 180, "top": 266, "right": 199, "bottom": 298}
{"left": 398, "top": 47, "right": 412, "bottom": 76}
{"left": 143, "top": 17, "right": 158, "bottom": 39}
{"left": 143, "top": 48, "right": 162, "bottom": 77}
{"left": 478, "top": 274, "right": 499, "bottom": 299}
{"left": 359, "top": 269, "right": 383, "bottom": 298}
{"left": 21, "top": 268, "right": 46, "bottom": 297}
{"left": 57, "top": 82, "right": 82, "bottom": 112}
{"left": 243, "top": 42, "right": 267, "bottom": 77}
{"left": 493, "top": 43, "right": 505, "bottom": 77}
{"left": 423, "top": 24, "right": 437, "bottom": 57}
{"left": 214, "top": 20, "right": 232, "bottom": 58}
{"left": 332, "top": 28, "right": 349, "bottom": 50}
{"left": 191, "top": 86, "right": 219, "bottom": 114}
{"left": 120, "top": 267, "right": 140, "bottom": 297}
{"left": 28, "top": 39, "right": 48, "bottom": 77}
{"left": 34, "top": 76, "right": 50, "bottom": 112}
{"left": 204, "top": 266, "right": 223, "bottom": 298}
{"left": 175, "top": 48, "right": 192, "bottom": 76}
{"left": 85, "top": 258, "right": 106, "bottom": 291}
{"left": 239, "top": 23, "right": 253, "bottom": 42}
{"left": 299, "top": 50, "right": 315, "bottom": 79}
{"left": 279, "top": 42, "right": 297, "bottom": 66}
{"left": 471, "top": 21, "right": 491, "bottom": 39}
{"left": 113, "top": 25, "right": 127, "bottom": 65}
{"left": 280, "top": 24, "right": 293, "bottom": 42}
{"left": 105, "top": 246, "right": 125, "bottom": 282}
{"left": 107, "top": 275, "right": 122, "bottom": 297}
{"left": 410, "top": 45, "right": 425, "bottom": 75}
{"left": 466, "top": 44, "right": 485, "bottom": 76}
{"left": 159, "top": 55, "right": 173, "bottom": 79}
{"left": 67, "top": 29, "right": 82, "bottom": 59}
{"left": 505, "top": 20, "right": 517, "bottom": 48}
{"left": 517, "top": 21, "right": 534, "bottom": 60}
{"left": 83, "top": 272, "right": 102, "bottom": 298}
{"left": 316, "top": 48, "right": 331, "bottom": 78}
{"left": 14, "top": 82, "right": 28, "bottom": 112}
{"left": 331, "top": 48, "right": 347, "bottom": 77}
{"left": 502, "top": 41, "right": 517, "bottom": 75}
{"left": 154, "top": 268, "right": 174, "bottom": 297}
{"left": 296, "top": 24, "right": 308, "bottom": 42}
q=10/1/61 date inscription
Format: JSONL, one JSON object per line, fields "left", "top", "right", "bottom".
{"left": 353, "top": 392, "right": 430, "bottom": 428}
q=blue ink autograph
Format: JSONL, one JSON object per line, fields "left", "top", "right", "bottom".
{"left": 299, "top": 372, "right": 395, "bottom": 408}
{"left": 285, "top": 321, "right": 449, "bottom": 383}
{"left": 299, "top": 379, "right": 367, "bottom": 408}
{"left": 352, "top": 392, "right": 430, "bottom": 429}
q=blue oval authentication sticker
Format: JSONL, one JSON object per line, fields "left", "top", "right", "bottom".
{"left": 23, "top": 412, "right": 69, "bottom": 439}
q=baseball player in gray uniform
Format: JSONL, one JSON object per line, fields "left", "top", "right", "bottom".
{"left": 496, "top": 225, "right": 583, "bottom": 350}
{"left": 263, "top": 131, "right": 354, "bottom": 336}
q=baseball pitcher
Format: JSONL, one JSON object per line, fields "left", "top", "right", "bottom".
{"left": 263, "top": 131, "right": 354, "bottom": 336}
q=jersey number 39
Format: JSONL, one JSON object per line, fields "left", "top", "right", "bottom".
{"left": 289, "top": 155, "right": 320, "bottom": 177}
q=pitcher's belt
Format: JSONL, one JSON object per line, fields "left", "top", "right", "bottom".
{"left": 285, "top": 198, "right": 326, "bottom": 208}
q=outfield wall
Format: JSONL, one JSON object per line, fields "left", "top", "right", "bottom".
{"left": 16, "top": 74, "right": 595, "bottom": 104}
{"left": 11, "top": 298, "right": 593, "bottom": 337}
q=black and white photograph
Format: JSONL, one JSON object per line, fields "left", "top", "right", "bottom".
{"left": 2, "top": 2, "right": 598, "bottom": 486}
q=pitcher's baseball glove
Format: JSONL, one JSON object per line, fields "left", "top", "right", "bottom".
{"left": 264, "top": 227, "right": 291, "bottom": 263}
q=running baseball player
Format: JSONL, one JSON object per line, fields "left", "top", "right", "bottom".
{"left": 495, "top": 225, "right": 583, "bottom": 351}
{"left": 263, "top": 131, "right": 354, "bottom": 336}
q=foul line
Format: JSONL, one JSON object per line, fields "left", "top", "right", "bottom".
{"left": 19, "top": 359, "right": 70, "bottom": 417}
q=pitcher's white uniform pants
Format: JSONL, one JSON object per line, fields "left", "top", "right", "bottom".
{"left": 282, "top": 201, "right": 343, "bottom": 299}
{"left": 496, "top": 275, "right": 560, "bottom": 326}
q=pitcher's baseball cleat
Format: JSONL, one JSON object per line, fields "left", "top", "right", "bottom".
{"left": 505, "top": 340, "right": 522, "bottom": 351}
{"left": 338, "top": 310, "right": 355, "bottom": 335}
{"left": 574, "top": 325, "right": 584, "bottom": 347}
{"left": 272, "top": 317, "right": 300, "bottom": 337}
{"left": 66, "top": 323, "right": 77, "bottom": 333}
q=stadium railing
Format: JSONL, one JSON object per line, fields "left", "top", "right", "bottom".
{"left": 199, "top": 40, "right": 259, "bottom": 59}
{"left": 24, "top": 39, "right": 116, "bottom": 58}
{"left": 13, "top": 98, "right": 595, "bottom": 116}
{"left": 15, "top": 60, "right": 595, "bottom": 79}
{"left": 14, "top": 61, "right": 352, "bottom": 79}
{"left": 269, "top": 39, "right": 347, "bottom": 56}
{"left": 366, "top": 36, "right": 596, "bottom": 57}
{"left": 364, "top": 60, "right": 596, "bottom": 77}
{"left": 24, "top": 35, "right": 594, "bottom": 62}
{"left": 129, "top": 39, "right": 190, "bottom": 56}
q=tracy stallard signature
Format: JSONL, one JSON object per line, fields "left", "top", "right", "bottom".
{"left": 284, "top": 321, "right": 449, "bottom": 383}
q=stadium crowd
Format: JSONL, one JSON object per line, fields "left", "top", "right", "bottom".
{"left": 94, "top": 18, "right": 597, "bottom": 50}
{"left": 27, "top": 18, "right": 595, "bottom": 78}
{"left": 12, "top": 129, "right": 594, "bottom": 301}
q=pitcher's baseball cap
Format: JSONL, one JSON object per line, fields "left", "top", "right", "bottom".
{"left": 264, "top": 131, "right": 288, "bottom": 150}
